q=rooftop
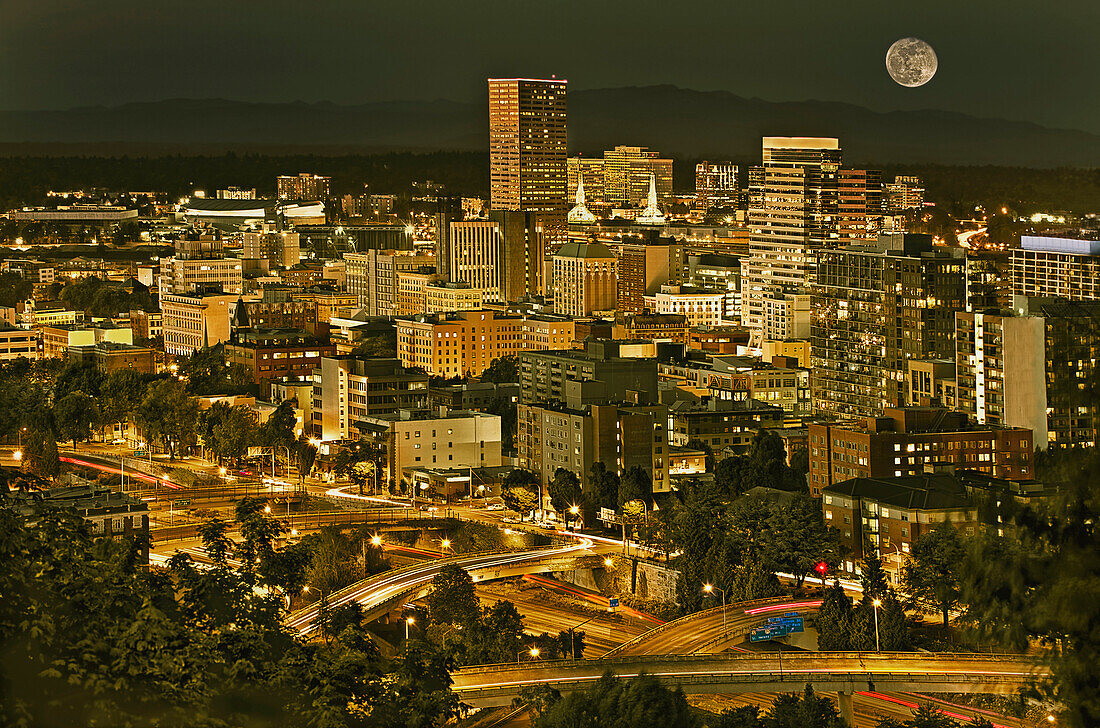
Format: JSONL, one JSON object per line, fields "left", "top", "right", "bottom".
{"left": 823, "top": 474, "right": 972, "bottom": 511}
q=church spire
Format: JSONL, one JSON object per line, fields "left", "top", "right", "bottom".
{"left": 568, "top": 176, "right": 596, "bottom": 224}
{"left": 637, "top": 174, "right": 666, "bottom": 225}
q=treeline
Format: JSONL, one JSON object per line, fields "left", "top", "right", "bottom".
{"left": 0, "top": 151, "right": 490, "bottom": 210}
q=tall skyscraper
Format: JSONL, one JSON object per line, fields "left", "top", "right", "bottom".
{"left": 488, "top": 78, "right": 568, "bottom": 215}
{"left": 811, "top": 234, "right": 965, "bottom": 418}
{"left": 742, "top": 137, "right": 842, "bottom": 331}
{"left": 445, "top": 221, "right": 503, "bottom": 303}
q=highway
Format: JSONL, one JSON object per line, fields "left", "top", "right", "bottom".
{"left": 285, "top": 540, "right": 600, "bottom": 635}
{"left": 450, "top": 652, "right": 1046, "bottom": 708}
{"left": 605, "top": 598, "right": 822, "bottom": 657}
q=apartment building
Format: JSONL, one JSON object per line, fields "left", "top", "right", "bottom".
{"left": 396, "top": 310, "right": 525, "bottom": 378}
{"left": 312, "top": 356, "right": 430, "bottom": 441}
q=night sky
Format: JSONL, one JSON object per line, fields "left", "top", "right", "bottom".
{"left": 0, "top": 0, "right": 1095, "bottom": 133}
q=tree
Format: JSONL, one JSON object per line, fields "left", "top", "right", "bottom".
{"left": 294, "top": 436, "right": 318, "bottom": 483}
{"left": 714, "top": 456, "right": 747, "bottom": 498}
{"left": 902, "top": 520, "right": 966, "bottom": 625}
{"left": 548, "top": 467, "right": 582, "bottom": 516}
{"left": 463, "top": 600, "right": 525, "bottom": 665}
{"left": 350, "top": 329, "right": 397, "bottom": 359}
{"left": 860, "top": 552, "right": 890, "bottom": 600}
{"left": 199, "top": 402, "right": 258, "bottom": 464}
{"left": 765, "top": 493, "right": 843, "bottom": 588}
{"left": 768, "top": 685, "right": 847, "bottom": 728}
{"left": 534, "top": 672, "right": 699, "bottom": 728}
{"left": 426, "top": 564, "right": 479, "bottom": 627}
{"left": 54, "top": 360, "right": 104, "bottom": 402}
{"left": 480, "top": 355, "right": 519, "bottom": 383}
{"left": 100, "top": 369, "right": 148, "bottom": 436}
{"left": 816, "top": 581, "right": 854, "bottom": 650}
{"left": 259, "top": 399, "right": 298, "bottom": 451}
{"left": 586, "top": 461, "right": 620, "bottom": 515}
{"left": 0, "top": 271, "right": 32, "bottom": 308}
{"left": 135, "top": 378, "right": 199, "bottom": 459}
{"left": 502, "top": 468, "right": 540, "bottom": 516}
{"left": 53, "top": 390, "right": 100, "bottom": 445}
{"left": 619, "top": 465, "right": 652, "bottom": 507}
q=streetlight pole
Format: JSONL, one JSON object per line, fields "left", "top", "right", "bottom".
{"left": 872, "top": 598, "right": 882, "bottom": 652}
{"left": 568, "top": 616, "right": 597, "bottom": 661}
{"left": 703, "top": 583, "right": 727, "bottom": 644}
{"left": 405, "top": 616, "right": 415, "bottom": 646}
{"left": 517, "top": 647, "right": 539, "bottom": 664}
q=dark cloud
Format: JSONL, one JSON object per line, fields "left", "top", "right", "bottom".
{"left": 0, "top": 0, "right": 1094, "bottom": 132}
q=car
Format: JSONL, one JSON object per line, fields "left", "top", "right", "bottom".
{"left": 486, "top": 503, "right": 505, "bottom": 511}
{"left": 238, "top": 469, "right": 252, "bottom": 476}
{"left": 502, "top": 516, "right": 519, "bottom": 524}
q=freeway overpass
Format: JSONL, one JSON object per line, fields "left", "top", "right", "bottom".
{"left": 451, "top": 652, "right": 1046, "bottom": 708}
{"left": 285, "top": 540, "right": 605, "bottom": 634}
{"left": 605, "top": 597, "right": 822, "bottom": 657}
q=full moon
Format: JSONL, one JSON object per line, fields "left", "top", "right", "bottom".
{"left": 885, "top": 37, "right": 938, "bottom": 87}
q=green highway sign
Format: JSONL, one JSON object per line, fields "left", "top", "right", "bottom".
{"left": 173, "top": 499, "right": 191, "bottom": 507}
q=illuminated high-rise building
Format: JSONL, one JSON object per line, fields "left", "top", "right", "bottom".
{"left": 742, "top": 137, "right": 842, "bottom": 331}
{"left": 276, "top": 173, "right": 331, "bottom": 201}
{"left": 488, "top": 78, "right": 568, "bottom": 215}
{"left": 695, "top": 161, "right": 739, "bottom": 210}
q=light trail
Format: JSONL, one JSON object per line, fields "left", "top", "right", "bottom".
{"left": 60, "top": 455, "right": 181, "bottom": 489}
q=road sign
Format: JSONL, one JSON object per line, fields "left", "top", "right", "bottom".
{"left": 134, "top": 450, "right": 147, "bottom": 457}
{"left": 765, "top": 615, "right": 804, "bottom": 632}
{"left": 749, "top": 624, "right": 793, "bottom": 642}
{"left": 599, "top": 507, "right": 618, "bottom": 524}
{"left": 173, "top": 499, "right": 191, "bottom": 508}
{"left": 609, "top": 597, "right": 619, "bottom": 609}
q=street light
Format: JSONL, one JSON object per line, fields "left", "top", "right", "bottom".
{"left": 703, "top": 583, "right": 727, "bottom": 644}
{"left": 405, "top": 616, "right": 416, "bottom": 642}
{"left": 441, "top": 538, "right": 451, "bottom": 554}
{"left": 872, "top": 598, "right": 882, "bottom": 652}
{"left": 264, "top": 504, "right": 271, "bottom": 514}
{"left": 604, "top": 557, "right": 614, "bottom": 568}
{"left": 518, "top": 647, "right": 539, "bottom": 664}
{"left": 442, "top": 624, "right": 463, "bottom": 648}
{"left": 371, "top": 534, "right": 382, "bottom": 547}
{"left": 568, "top": 616, "right": 597, "bottom": 661}
{"left": 12, "top": 450, "right": 21, "bottom": 461}
{"left": 569, "top": 504, "right": 580, "bottom": 531}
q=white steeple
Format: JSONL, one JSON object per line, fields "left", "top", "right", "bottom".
{"left": 568, "top": 177, "right": 597, "bottom": 224}
{"left": 636, "top": 174, "right": 666, "bottom": 225}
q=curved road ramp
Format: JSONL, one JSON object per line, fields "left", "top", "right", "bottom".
{"left": 450, "top": 652, "right": 1047, "bottom": 708}
{"left": 285, "top": 541, "right": 596, "bottom": 635}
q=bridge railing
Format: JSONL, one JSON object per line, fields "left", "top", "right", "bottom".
{"left": 602, "top": 595, "right": 815, "bottom": 657}
{"left": 454, "top": 650, "right": 1041, "bottom": 675}
{"left": 152, "top": 508, "right": 440, "bottom": 544}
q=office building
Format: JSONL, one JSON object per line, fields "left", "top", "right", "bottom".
{"left": 807, "top": 407, "right": 1034, "bottom": 496}
{"left": 695, "top": 161, "right": 739, "bottom": 210}
{"left": 520, "top": 340, "right": 658, "bottom": 409}
{"left": 396, "top": 310, "right": 524, "bottom": 378}
{"left": 277, "top": 173, "right": 330, "bottom": 201}
{"left": 686, "top": 253, "right": 741, "bottom": 321}
{"left": 232, "top": 289, "right": 321, "bottom": 336}
{"left": 488, "top": 78, "right": 568, "bottom": 215}
{"left": 160, "top": 236, "right": 243, "bottom": 295}
{"left": 643, "top": 284, "right": 725, "bottom": 328}
{"left": 1011, "top": 236, "right": 1100, "bottom": 302}
{"left": 667, "top": 397, "right": 785, "bottom": 453}
{"left": 552, "top": 242, "right": 617, "bottom": 317}
{"left": 425, "top": 282, "right": 484, "bottom": 313}
{"left": 955, "top": 297, "right": 1100, "bottom": 449}
{"left": 0, "top": 325, "right": 37, "bottom": 360}
{"left": 883, "top": 175, "right": 925, "bottom": 213}
{"left": 345, "top": 250, "right": 434, "bottom": 316}
{"left": 444, "top": 221, "right": 503, "bottom": 302}
{"left": 68, "top": 341, "right": 156, "bottom": 375}
{"left": 224, "top": 329, "right": 335, "bottom": 386}
{"left": 312, "top": 357, "right": 430, "bottom": 441}
{"left": 760, "top": 290, "right": 811, "bottom": 341}
{"left": 611, "top": 238, "right": 684, "bottom": 313}
{"left": 242, "top": 231, "right": 301, "bottom": 269}
{"left": 742, "top": 137, "right": 842, "bottom": 330}
{"left": 41, "top": 324, "right": 133, "bottom": 360}
{"left": 161, "top": 290, "right": 237, "bottom": 356}
{"left": 613, "top": 312, "right": 689, "bottom": 344}
{"left": 811, "top": 234, "right": 965, "bottom": 418}
{"left": 518, "top": 401, "right": 670, "bottom": 492}
{"left": 837, "top": 168, "right": 883, "bottom": 241}
{"left": 358, "top": 409, "right": 502, "bottom": 492}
